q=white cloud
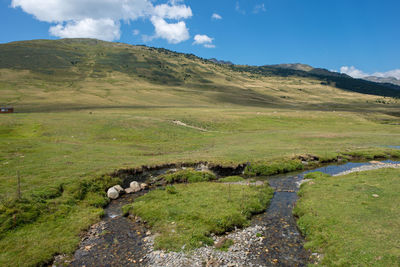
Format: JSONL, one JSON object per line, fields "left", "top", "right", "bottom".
{"left": 153, "top": 4, "right": 192, "bottom": 20}
{"left": 150, "top": 17, "right": 189, "bottom": 44}
{"left": 133, "top": 29, "right": 140, "bottom": 36}
{"left": 193, "top": 34, "right": 215, "bottom": 48}
{"left": 49, "top": 19, "right": 121, "bottom": 41}
{"left": 11, "top": 0, "right": 192, "bottom": 43}
{"left": 340, "top": 66, "right": 400, "bottom": 80}
{"left": 212, "top": 13, "right": 222, "bottom": 20}
{"left": 340, "top": 66, "right": 368, "bottom": 79}
{"left": 253, "top": 3, "right": 266, "bottom": 14}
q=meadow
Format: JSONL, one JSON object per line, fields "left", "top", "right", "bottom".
{"left": 0, "top": 39, "right": 399, "bottom": 266}
{"left": 295, "top": 168, "right": 400, "bottom": 266}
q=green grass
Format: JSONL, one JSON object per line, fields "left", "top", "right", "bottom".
{"left": 123, "top": 182, "right": 274, "bottom": 251}
{"left": 294, "top": 168, "right": 400, "bottom": 266}
{"left": 218, "top": 176, "right": 246, "bottom": 182}
{"left": 161, "top": 169, "right": 216, "bottom": 184}
{"left": 244, "top": 160, "right": 304, "bottom": 176}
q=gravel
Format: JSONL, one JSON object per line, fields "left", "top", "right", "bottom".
{"left": 144, "top": 225, "right": 266, "bottom": 267}
{"left": 333, "top": 162, "right": 400, "bottom": 176}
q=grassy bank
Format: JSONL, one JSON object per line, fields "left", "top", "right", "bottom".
{"left": 123, "top": 182, "right": 274, "bottom": 251}
{"left": 294, "top": 168, "right": 400, "bottom": 266}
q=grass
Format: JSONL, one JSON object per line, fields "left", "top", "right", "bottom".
{"left": 161, "top": 169, "right": 216, "bottom": 184}
{"left": 0, "top": 38, "right": 399, "bottom": 265}
{"left": 123, "top": 182, "right": 274, "bottom": 251}
{"left": 294, "top": 168, "right": 400, "bottom": 266}
{"left": 218, "top": 176, "right": 245, "bottom": 183}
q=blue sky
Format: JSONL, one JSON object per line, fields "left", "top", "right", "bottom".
{"left": 1, "top": 0, "right": 400, "bottom": 78}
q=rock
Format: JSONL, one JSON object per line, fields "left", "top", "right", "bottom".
{"left": 130, "top": 181, "right": 141, "bottom": 192}
{"left": 372, "top": 194, "right": 379, "bottom": 198}
{"left": 140, "top": 183, "right": 148, "bottom": 190}
{"left": 113, "top": 185, "right": 124, "bottom": 193}
{"left": 107, "top": 187, "right": 119, "bottom": 199}
{"left": 125, "top": 187, "right": 134, "bottom": 194}
{"left": 214, "top": 237, "right": 228, "bottom": 249}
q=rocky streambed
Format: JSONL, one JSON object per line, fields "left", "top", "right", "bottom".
{"left": 58, "top": 160, "right": 400, "bottom": 267}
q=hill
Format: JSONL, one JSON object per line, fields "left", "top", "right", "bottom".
{"left": 0, "top": 38, "right": 399, "bottom": 114}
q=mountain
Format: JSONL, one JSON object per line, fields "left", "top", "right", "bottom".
{"left": 0, "top": 38, "right": 399, "bottom": 113}
{"left": 209, "top": 58, "right": 233, "bottom": 65}
{"left": 268, "top": 63, "right": 314, "bottom": 72}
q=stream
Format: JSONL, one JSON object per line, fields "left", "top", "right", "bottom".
{"left": 66, "top": 160, "right": 399, "bottom": 267}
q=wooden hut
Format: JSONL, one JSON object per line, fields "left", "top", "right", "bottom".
{"left": 0, "top": 107, "right": 14, "bottom": 113}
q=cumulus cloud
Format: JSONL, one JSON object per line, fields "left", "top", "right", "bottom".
{"left": 193, "top": 34, "right": 215, "bottom": 48}
{"left": 340, "top": 66, "right": 368, "bottom": 79}
{"left": 340, "top": 66, "right": 400, "bottom": 80}
{"left": 49, "top": 19, "right": 121, "bottom": 41}
{"left": 11, "top": 0, "right": 192, "bottom": 43}
{"left": 212, "top": 13, "right": 222, "bottom": 20}
{"left": 150, "top": 17, "right": 190, "bottom": 44}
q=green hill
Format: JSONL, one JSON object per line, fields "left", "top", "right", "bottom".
{"left": 0, "top": 38, "right": 399, "bottom": 113}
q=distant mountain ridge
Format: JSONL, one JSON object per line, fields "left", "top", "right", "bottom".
{"left": 363, "top": 76, "right": 400, "bottom": 86}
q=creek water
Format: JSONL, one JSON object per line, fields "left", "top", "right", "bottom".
{"left": 68, "top": 160, "right": 399, "bottom": 266}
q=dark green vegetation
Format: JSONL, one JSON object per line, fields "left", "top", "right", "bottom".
{"left": 0, "top": 38, "right": 399, "bottom": 265}
{"left": 123, "top": 183, "right": 274, "bottom": 251}
{"left": 161, "top": 169, "right": 216, "bottom": 184}
{"left": 294, "top": 168, "right": 400, "bottom": 266}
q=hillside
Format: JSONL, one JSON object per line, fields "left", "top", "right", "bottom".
{"left": 0, "top": 38, "right": 399, "bottom": 114}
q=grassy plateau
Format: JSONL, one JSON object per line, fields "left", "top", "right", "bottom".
{"left": 294, "top": 168, "right": 400, "bottom": 266}
{"left": 0, "top": 38, "right": 399, "bottom": 266}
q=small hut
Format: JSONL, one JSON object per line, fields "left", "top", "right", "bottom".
{"left": 0, "top": 107, "right": 14, "bottom": 113}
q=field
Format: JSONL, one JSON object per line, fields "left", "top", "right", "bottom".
{"left": 0, "top": 39, "right": 400, "bottom": 266}
{"left": 294, "top": 168, "right": 400, "bottom": 266}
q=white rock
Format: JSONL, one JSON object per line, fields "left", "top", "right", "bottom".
{"left": 140, "top": 183, "right": 148, "bottom": 190}
{"left": 107, "top": 187, "right": 119, "bottom": 199}
{"left": 113, "top": 185, "right": 124, "bottom": 193}
{"left": 125, "top": 188, "right": 134, "bottom": 194}
{"left": 130, "top": 181, "right": 141, "bottom": 192}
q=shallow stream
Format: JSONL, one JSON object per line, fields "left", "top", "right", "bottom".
{"left": 68, "top": 160, "right": 399, "bottom": 266}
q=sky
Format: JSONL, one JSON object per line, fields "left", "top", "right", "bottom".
{"left": 1, "top": 0, "right": 400, "bottom": 79}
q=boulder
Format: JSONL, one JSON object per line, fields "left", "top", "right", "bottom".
{"left": 140, "top": 183, "right": 148, "bottom": 190}
{"left": 107, "top": 187, "right": 119, "bottom": 199}
{"left": 130, "top": 181, "right": 141, "bottom": 192}
{"left": 113, "top": 185, "right": 124, "bottom": 193}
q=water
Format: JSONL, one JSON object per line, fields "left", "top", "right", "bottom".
{"left": 69, "top": 160, "right": 400, "bottom": 266}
